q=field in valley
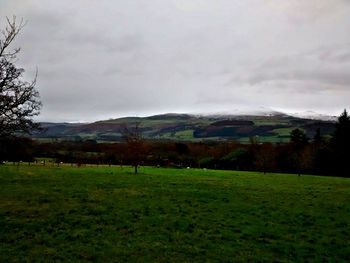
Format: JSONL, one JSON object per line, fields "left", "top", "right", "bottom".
{"left": 0, "top": 165, "right": 349, "bottom": 262}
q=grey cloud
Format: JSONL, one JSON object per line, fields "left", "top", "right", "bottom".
{"left": 1, "top": 0, "right": 350, "bottom": 121}
{"left": 227, "top": 44, "right": 350, "bottom": 93}
{"left": 61, "top": 31, "right": 144, "bottom": 54}
{"left": 246, "top": 68, "right": 350, "bottom": 88}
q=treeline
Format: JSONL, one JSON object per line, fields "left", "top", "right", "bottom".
{"left": 0, "top": 111, "right": 349, "bottom": 177}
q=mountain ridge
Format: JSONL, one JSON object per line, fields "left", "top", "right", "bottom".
{"left": 34, "top": 111, "right": 336, "bottom": 143}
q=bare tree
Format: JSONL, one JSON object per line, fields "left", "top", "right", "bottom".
{"left": 0, "top": 16, "right": 41, "bottom": 138}
{"left": 254, "top": 143, "right": 276, "bottom": 174}
{"left": 121, "top": 123, "right": 146, "bottom": 174}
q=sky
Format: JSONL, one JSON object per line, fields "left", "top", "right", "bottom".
{"left": 1, "top": 0, "right": 350, "bottom": 122}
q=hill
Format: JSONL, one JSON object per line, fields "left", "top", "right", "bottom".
{"left": 33, "top": 113, "right": 336, "bottom": 143}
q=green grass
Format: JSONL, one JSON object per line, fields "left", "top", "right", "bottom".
{"left": 0, "top": 165, "right": 349, "bottom": 262}
{"left": 272, "top": 127, "right": 294, "bottom": 137}
{"left": 158, "top": 130, "right": 195, "bottom": 140}
{"left": 173, "top": 129, "right": 194, "bottom": 140}
{"left": 253, "top": 120, "right": 290, "bottom": 126}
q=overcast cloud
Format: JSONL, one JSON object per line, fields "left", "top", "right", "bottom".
{"left": 1, "top": 0, "right": 350, "bottom": 122}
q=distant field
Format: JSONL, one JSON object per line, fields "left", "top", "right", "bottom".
{"left": 0, "top": 165, "right": 349, "bottom": 262}
{"left": 238, "top": 135, "right": 290, "bottom": 143}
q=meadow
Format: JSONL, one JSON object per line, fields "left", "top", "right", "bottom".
{"left": 0, "top": 165, "right": 349, "bottom": 262}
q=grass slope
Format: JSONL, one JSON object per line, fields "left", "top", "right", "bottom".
{"left": 0, "top": 165, "right": 349, "bottom": 262}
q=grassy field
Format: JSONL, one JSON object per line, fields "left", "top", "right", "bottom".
{"left": 0, "top": 165, "right": 349, "bottom": 262}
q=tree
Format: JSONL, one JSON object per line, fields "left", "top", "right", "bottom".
{"left": 313, "top": 128, "right": 322, "bottom": 144}
{"left": 333, "top": 110, "right": 350, "bottom": 148}
{"left": 332, "top": 109, "right": 350, "bottom": 176}
{"left": 254, "top": 143, "right": 276, "bottom": 174}
{"left": 221, "top": 148, "right": 253, "bottom": 170}
{"left": 121, "top": 123, "right": 146, "bottom": 174}
{"left": 0, "top": 17, "right": 41, "bottom": 138}
{"left": 289, "top": 128, "right": 308, "bottom": 176}
{"left": 290, "top": 128, "right": 308, "bottom": 146}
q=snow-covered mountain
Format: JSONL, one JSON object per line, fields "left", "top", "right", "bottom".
{"left": 287, "top": 111, "right": 337, "bottom": 121}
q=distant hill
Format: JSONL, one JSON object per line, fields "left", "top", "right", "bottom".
{"left": 33, "top": 113, "right": 336, "bottom": 143}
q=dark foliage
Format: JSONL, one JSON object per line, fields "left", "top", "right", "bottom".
{"left": 210, "top": 120, "right": 254, "bottom": 126}
{"left": 332, "top": 110, "right": 350, "bottom": 175}
{"left": 0, "top": 137, "right": 35, "bottom": 162}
